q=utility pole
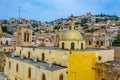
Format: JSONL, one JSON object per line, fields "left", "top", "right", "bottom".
{"left": 18, "top": 6, "right": 21, "bottom": 24}
{"left": 19, "top": 6, "right": 21, "bottom": 18}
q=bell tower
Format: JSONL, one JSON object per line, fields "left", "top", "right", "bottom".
{"left": 16, "top": 24, "right": 32, "bottom": 46}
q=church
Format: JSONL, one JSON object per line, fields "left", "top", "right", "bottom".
{"left": 4, "top": 23, "right": 115, "bottom": 80}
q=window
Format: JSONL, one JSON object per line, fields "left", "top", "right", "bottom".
{"left": 16, "top": 64, "right": 18, "bottom": 72}
{"left": 41, "top": 53, "right": 45, "bottom": 61}
{"left": 1, "top": 42, "right": 2, "bottom": 45}
{"left": 9, "top": 61, "right": 11, "bottom": 69}
{"left": 96, "top": 41, "right": 99, "bottom": 45}
{"left": 89, "top": 41, "right": 91, "bottom": 45}
{"left": 42, "top": 74, "right": 46, "bottom": 80}
{"left": 20, "top": 50, "right": 21, "bottom": 55}
{"left": 101, "top": 41, "right": 103, "bottom": 46}
{"left": 81, "top": 43, "right": 83, "bottom": 49}
{"left": 59, "top": 74, "right": 64, "bottom": 80}
{"left": 4, "top": 49, "right": 6, "bottom": 52}
{"left": 28, "top": 68, "right": 31, "bottom": 78}
{"left": 71, "top": 42, "right": 75, "bottom": 50}
{"left": 27, "top": 33, "right": 29, "bottom": 42}
{"left": 24, "top": 33, "right": 26, "bottom": 42}
{"left": 62, "top": 42, "right": 64, "bottom": 49}
{"left": 98, "top": 56, "right": 102, "bottom": 61}
{"left": 28, "top": 51, "right": 30, "bottom": 58}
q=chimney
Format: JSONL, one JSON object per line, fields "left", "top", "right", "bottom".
{"left": 11, "top": 53, "right": 15, "bottom": 58}
{"left": 33, "top": 56, "right": 37, "bottom": 62}
{"left": 47, "top": 61, "right": 52, "bottom": 67}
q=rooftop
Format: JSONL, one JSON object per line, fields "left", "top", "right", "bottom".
{"left": 10, "top": 57, "right": 67, "bottom": 71}
{"left": 0, "top": 72, "right": 7, "bottom": 79}
{"left": 21, "top": 46, "right": 109, "bottom": 51}
{"left": 105, "top": 58, "right": 120, "bottom": 66}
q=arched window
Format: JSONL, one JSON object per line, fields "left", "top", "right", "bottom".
{"left": 28, "top": 51, "right": 30, "bottom": 58}
{"left": 101, "top": 41, "right": 103, "bottom": 46}
{"left": 41, "top": 53, "right": 45, "bottom": 61}
{"left": 27, "top": 33, "right": 29, "bottom": 42}
{"left": 59, "top": 74, "right": 64, "bottom": 80}
{"left": 28, "top": 68, "right": 31, "bottom": 78}
{"left": 9, "top": 61, "right": 11, "bottom": 69}
{"left": 81, "top": 43, "right": 83, "bottom": 49}
{"left": 24, "top": 33, "right": 26, "bottom": 42}
{"left": 42, "top": 74, "right": 46, "bottom": 80}
{"left": 62, "top": 42, "right": 64, "bottom": 49}
{"left": 20, "top": 50, "right": 21, "bottom": 55}
{"left": 89, "top": 41, "right": 91, "bottom": 45}
{"left": 16, "top": 64, "right": 18, "bottom": 72}
{"left": 96, "top": 41, "right": 99, "bottom": 45}
{"left": 71, "top": 42, "right": 75, "bottom": 50}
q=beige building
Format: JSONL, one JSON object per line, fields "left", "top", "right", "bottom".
{"left": 4, "top": 22, "right": 117, "bottom": 80}
{"left": 85, "top": 30, "right": 113, "bottom": 48}
{"left": 16, "top": 24, "right": 32, "bottom": 47}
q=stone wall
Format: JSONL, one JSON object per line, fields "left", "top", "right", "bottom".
{"left": 111, "top": 46, "right": 120, "bottom": 58}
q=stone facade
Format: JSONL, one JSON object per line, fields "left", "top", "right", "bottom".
{"left": 85, "top": 30, "right": 113, "bottom": 48}
{"left": 16, "top": 25, "right": 32, "bottom": 47}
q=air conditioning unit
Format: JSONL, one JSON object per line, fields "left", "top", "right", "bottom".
{"left": 47, "top": 61, "right": 52, "bottom": 68}
{"left": 20, "top": 54, "right": 24, "bottom": 60}
{"left": 33, "top": 57, "right": 37, "bottom": 62}
{"left": 11, "top": 53, "right": 15, "bottom": 58}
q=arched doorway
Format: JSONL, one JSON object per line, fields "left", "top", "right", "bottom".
{"left": 41, "top": 53, "right": 45, "bottom": 61}
{"left": 28, "top": 68, "right": 31, "bottom": 78}
{"left": 116, "top": 74, "right": 120, "bottom": 80}
{"left": 71, "top": 42, "right": 75, "bottom": 50}
{"left": 42, "top": 74, "right": 46, "bottom": 80}
{"left": 62, "top": 42, "right": 64, "bottom": 49}
{"left": 81, "top": 43, "right": 83, "bottom": 49}
{"left": 59, "top": 74, "right": 64, "bottom": 80}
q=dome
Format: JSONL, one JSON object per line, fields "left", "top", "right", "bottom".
{"left": 62, "top": 30, "right": 83, "bottom": 40}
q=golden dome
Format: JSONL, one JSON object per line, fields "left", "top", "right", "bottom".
{"left": 62, "top": 30, "right": 83, "bottom": 40}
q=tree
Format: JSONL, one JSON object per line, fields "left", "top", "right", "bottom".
{"left": 113, "top": 34, "right": 120, "bottom": 46}
{"left": 32, "top": 23, "right": 38, "bottom": 28}
{"left": 53, "top": 26, "right": 60, "bottom": 30}
{"left": 87, "top": 28, "right": 99, "bottom": 33}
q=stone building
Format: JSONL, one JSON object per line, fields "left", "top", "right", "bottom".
{"left": 16, "top": 24, "right": 32, "bottom": 46}
{"left": 3, "top": 22, "right": 120, "bottom": 80}
{"left": 85, "top": 30, "right": 113, "bottom": 48}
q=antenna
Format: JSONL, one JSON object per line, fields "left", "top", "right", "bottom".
{"left": 19, "top": 6, "right": 21, "bottom": 18}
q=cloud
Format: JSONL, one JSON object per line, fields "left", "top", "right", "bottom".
{"left": 0, "top": 0, "right": 120, "bottom": 21}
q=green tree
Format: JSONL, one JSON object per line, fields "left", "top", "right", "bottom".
{"left": 53, "top": 26, "right": 60, "bottom": 30}
{"left": 87, "top": 28, "right": 99, "bottom": 33}
{"left": 114, "top": 34, "right": 120, "bottom": 46}
{"left": 115, "top": 16, "right": 119, "bottom": 21}
{"left": 32, "top": 23, "right": 38, "bottom": 28}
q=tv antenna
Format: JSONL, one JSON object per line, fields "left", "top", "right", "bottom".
{"left": 19, "top": 6, "right": 21, "bottom": 18}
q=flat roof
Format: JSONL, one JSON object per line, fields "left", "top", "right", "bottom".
{"left": 10, "top": 57, "right": 67, "bottom": 71}
{"left": 20, "top": 46, "right": 110, "bottom": 51}
{"left": 105, "top": 58, "right": 120, "bottom": 66}
{"left": 0, "top": 72, "right": 7, "bottom": 79}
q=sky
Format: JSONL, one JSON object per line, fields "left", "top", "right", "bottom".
{"left": 0, "top": 0, "right": 120, "bottom": 21}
